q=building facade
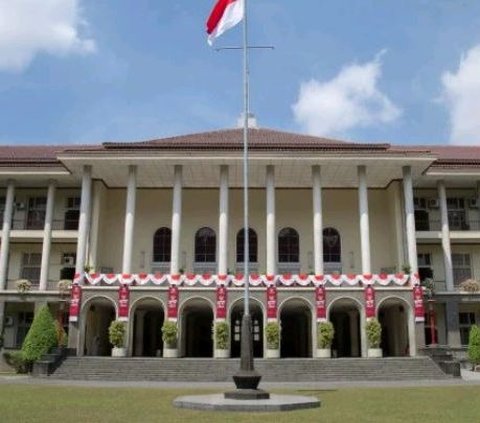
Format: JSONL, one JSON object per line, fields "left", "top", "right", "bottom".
{"left": 0, "top": 128, "right": 479, "bottom": 360}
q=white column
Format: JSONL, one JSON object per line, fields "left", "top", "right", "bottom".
{"left": 312, "top": 165, "right": 324, "bottom": 275}
{"left": 122, "top": 165, "right": 137, "bottom": 274}
{"left": 403, "top": 166, "right": 418, "bottom": 273}
{"left": 438, "top": 180, "right": 454, "bottom": 291}
{"left": 0, "top": 180, "right": 15, "bottom": 290}
{"left": 357, "top": 166, "right": 371, "bottom": 274}
{"left": 218, "top": 165, "right": 229, "bottom": 275}
{"left": 170, "top": 165, "right": 182, "bottom": 275}
{"left": 75, "top": 166, "right": 92, "bottom": 275}
{"left": 266, "top": 165, "right": 276, "bottom": 275}
{"left": 88, "top": 181, "right": 104, "bottom": 271}
{"left": 39, "top": 181, "right": 56, "bottom": 291}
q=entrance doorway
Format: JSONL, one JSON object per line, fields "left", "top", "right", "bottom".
{"left": 280, "top": 299, "right": 312, "bottom": 358}
{"left": 131, "top": 299, "right": 164, "bottom": 357}
{"left": 230, "top": 300, "right": 264, "bottom": 358}
{"left": 83, "top": 297, "right": 116, "bottom": 356}
{"left": 182, "top": 298, "right": 214, "bottom": 357}
{"left": 378, "top": 298, "right": 409, "bottom": 357}
{"left": 329, "top": 299, "right": 361, "bottom": 358}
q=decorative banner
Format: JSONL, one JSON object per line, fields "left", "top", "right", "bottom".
{"left": 118, "top": 284, "right": 130, "bottom": 322}
{"left": 315, "top": 286, "right": 327, "bottom": 321}
{"left": 167, "top": 285, "right": 179, "bottom": 320}
{"left": 69, "top": 284, "right": 82, "bottom": 322}
{"left": 266, "top": 286, "right": 278, "bottom": 320}
{"left": 364, "top": 285, "right": 376, "bottom": 319}
{"left": 413, "top": 285, "right": 425, "bottom": 322}
{"left": 216, "top": 286, "right": 228, "bottom": 319}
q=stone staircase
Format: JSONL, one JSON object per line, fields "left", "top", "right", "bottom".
{"left": 49, "top": 357, "right": 450, "bottom": 382}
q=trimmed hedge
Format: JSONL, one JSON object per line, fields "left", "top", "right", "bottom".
{"left": 468, "top": 325, "right": 480, "bottom": 367}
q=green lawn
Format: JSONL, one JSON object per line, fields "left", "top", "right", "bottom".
{"left": 0, "top": 384, "right": 479, "bottom": 423}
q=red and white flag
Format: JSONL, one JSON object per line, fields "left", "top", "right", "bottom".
{"left": 206, "top": 0, "right": 244, "bottom": 45}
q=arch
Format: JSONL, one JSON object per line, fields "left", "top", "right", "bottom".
{"left": 279, "top": 297, "right": 313, "bottom": 358}
{"left": 323, "top": 227, "right": 341, "bottom": 263}
{"left": 229, "top": 297, "right": 265, "bottom": 358}
{"left": 236, "top": 228, "right": 258, "bottom": 263}
{"left": 81, "top": 296, "right": 117, "bottom": 357}
{"left": 377, "top": 296, "right": 412, "bottom": 357}
{"left": 278, "top": 227, "right": 299, "bottom": 263}
{"left": 328, "top": 297, "right": 364, "bottom": 358}
{"left": 179, "top": 297, "right": 215, "bottom": 358}
{"left": 195, "top": 227, "right": 216, "bottom": 263}
{"left": 153, "top": 227, "right": 171, "bottom": 263}
{"left": 128, "top": 297, "right": 165, "bottom": 357}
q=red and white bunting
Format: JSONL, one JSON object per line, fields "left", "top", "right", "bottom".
{"left": 200, "top": 273, "right": 215, "bottom": 286}
{"left": 103, "top": 273, "right": 118, "bottom": 285}
{"left": 364, "top": 285, "right": 376, "bottom": 319}
{"left": 69, "top": 283, "right": 82, "bottom": 322}
{"left": 413, "top": 285, "right": 425, "bottom": 322}
{"left": 231, "top": 273, "right": 245, "bottom": 286}
{"left": 311, "top": 275, "right": 325, "bottom": 286}
{"left": 266, "top": 285, "right": 278, "bottom": 320}
{"left": 85, "top": 273, "right": 103, "bottom": 285}
{"left": 121, "top": 274, "right": 136, "bottom": 285}
{"left": 73, "top": 273, "right": 83, "bottom": 285}
{"left": 250, "top": 274, "right": 263, "bottom": 287}
{"left": 216, "top": 285, "right": 228, "bottom": 320}
{"left": 297, "top": 273, "right": 310, "bottom": 286}
{"left": 167, "top": 285, "right": 179, "bottom": 320}
{"left": 118, "top": 284, "right": 130, "bottom": 321}
{"left": 261, "top": 274, "right": 276, "bottom": 286}
{"left": 168, "top": 274, "right": 182, "bottom": 286}
{"left": 315, "top": 285, "right": 327, "bottom": 321}
{"left": 217, "top": 274, "right": 229, "bottom": 286}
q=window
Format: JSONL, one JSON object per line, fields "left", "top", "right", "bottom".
{"left": 278, "top": 227, "right": 299, "bottom": 263}
{"left": 323, "top": 228, "right": 341, "bottom": 263}
{"left": 459, "top": 312, "right": 476, "bottom": 345}
{"left": 21, "top": 253, "right": 42, "bottom": 285}
{"left": 447, "top": 198, "right": 468, "bottom": 230}
{"left": 26, "top": 197, "right": 46, "bottom": 229}
{"left": 418, "top": 253, "right": 433, "bottom": 281}
{"left": 15, "top": 311, "right": 34, "bottom": 348}
{"left": 64, "top": 196, "right": 80, "bottom": 230}
{"left": 0, "top": 196, "right": 5, "bottom": 225}
{"left": 153, "top": 227, "right": 171, "bottom": 262}
{"left": 452, "top": 253, "right": 472, "bottom": 285}
{"left": 236, "top": 228, "right": 257, "bottom": 263}
{"left": 414, "top": 198, "right": 430, "bottom": 230}
{"left": 195, "top": 227, "right": 216, "bottom": 263}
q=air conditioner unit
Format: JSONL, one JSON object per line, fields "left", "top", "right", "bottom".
{"left": 427, "top": 199, "right": 440, "bottom": 209}
{"left": 62, "top": 255, "right": 75, "bottom": 266}
{"left": 14, "top": 202, "right": 25, "bottom": 210}
{"left": 468, "top": 198, "right": 479, "bottom": 209}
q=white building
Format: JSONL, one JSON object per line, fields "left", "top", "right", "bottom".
{"left": 0, "top": 128, "right": 479, "bottom": 359}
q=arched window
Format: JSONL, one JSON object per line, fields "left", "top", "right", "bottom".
{"left": 323, "top": 228, "right": 341, "bottom": 263}
{"left": 278, "top": 227, "right": 299, "bottom": 263}
{"left": 195, "top": 227, "right": 216, "bottom": 263}
{"left": 236, "top": 228, "right": 258, "bottom": 263}
{"left": 153, "top": 227, "right": 171, "bottom": 262}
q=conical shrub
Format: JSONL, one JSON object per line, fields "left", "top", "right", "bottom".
{"left": 21, "top": 305, "right": 57, "bottom": 363}
{"left": 468, "top": 325, "right": 480, "bottom": 367}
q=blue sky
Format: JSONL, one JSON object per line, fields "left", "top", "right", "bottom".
{"left": 1, "top": 0, "right": 480, "bottom": 145}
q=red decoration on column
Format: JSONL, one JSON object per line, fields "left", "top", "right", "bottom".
{"left": 266, "top": 286, "right": 277, "bottom": 320}
{"left": 216, "top": 285, "right": 228, "bottom": 319}
{"left": 364, "top": 285, "right": 376, "bottom": 318}
{"left": 413, "top": 285, "right": 425, "bottom": 322}
{"left": 69, "top": 284, "right": 82, "bottom": 323}
{"left": 167, "top": 285, "right": 179, "bottom": 320}
{"left": 118, "top": 284, "right": 130, "bottom": 321}
{"left": 315, "top": 286, "right": 327, "bottom": 321}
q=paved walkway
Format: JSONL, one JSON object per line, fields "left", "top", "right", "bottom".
{"left": 0, "top": 370, "right": 479, "bottom": 390}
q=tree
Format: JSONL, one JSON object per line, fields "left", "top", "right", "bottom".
{"left": 468, "top": 325, "right": 480, "bottom": 369}
{"left": 21, "top": 305, "right": 57, "bottom": 364}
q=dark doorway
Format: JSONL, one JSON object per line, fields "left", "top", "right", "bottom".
{"left": 231, "top": 301, "right": 263, "bottom": 358}
{"left": 84, "top": 299, "right": 116, "bottom": 356}
{"left": 378, "top": 300, "right": 409, "bottom": 357}
{"left": 280, "top": 300, "right": 311, "bottom": 358}
{"left": 330, "top": 301, "right": 361, "bottom": 358}
{"left": 183, "top": 299, "right": 214, "bottom": 357}
{"left": 132, "top": 301, "right": 164, "bottom": 357}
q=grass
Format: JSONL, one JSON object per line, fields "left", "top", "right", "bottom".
{"left": 0, "top": 384, "right": 479, "bottom": 422}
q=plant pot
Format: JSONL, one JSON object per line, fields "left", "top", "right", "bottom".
{"left": 214, "top": 349, "right": 230, "bottom": 359}
{"left": 163, "top": 348, "right": 178, "bottom": 358}
{"left": 368, "top": 348, "right": 383, "bottom": 358}
{"left": 111, "top": 347, "right": 126, "bottom": 357}
{"left": 266, "top": 348, "right": 280, "bottom": 359}
{"left": 316, "top": 348, "right": 331, "bottom": 358}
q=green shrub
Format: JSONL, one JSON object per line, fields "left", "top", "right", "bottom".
{"left": 162, "top": 321, "right": 178, "bottom": 348}
{"left": 214, "top": 321, "right": 229, "bottom": 350}
{"left": 317, "top": 321, "right": 335, "bottom": 349}
{"left": 366, "top": 318, "right": 382, "bottom": 348}
{"left": 265, "top": 322, "right": 280, "bottom": 349}
{"left": 468, "top": 325, "right": 480, "bottom": 368}
{"left": 21, "top": 305, "right": 57, "bottom": 364}
{"left": 3, "top": 351, "right": 28, "bottom": 374}
{"left": 108, "top": 321, "right": 126, "bottom": 348}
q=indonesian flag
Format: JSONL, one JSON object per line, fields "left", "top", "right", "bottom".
{"left": 206, "top": 0, "right": 244, "bottom": 45}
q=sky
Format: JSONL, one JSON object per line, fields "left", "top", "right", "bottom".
{"left": 1, "top": 0, "right": 480, "bottom": 146}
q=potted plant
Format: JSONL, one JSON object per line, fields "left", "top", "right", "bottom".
{"left": 366, "top": 318, "right": 383, "bottom": 357}
{"left": 317, "top": 321, "right": 334, "bottom": 358}
{"left": 15, "top": 279, "right": 32, "bottom": 294}
{"left": 108, "top": 320, "right": 126, "bottom": 357}
{"left": 162, "top": 321, "right": 178, "bottom": 358}
{"left": 265, "top": 321, "right": 280, "bottom": 358}
{"left": 213, "top": 321, "right": 230, "bottom": 358}
{"left": 57, "top": 279, "right": 72, "bottom": 295}
{"left": 468, "top": 325, "right": 480, "bottom": 371}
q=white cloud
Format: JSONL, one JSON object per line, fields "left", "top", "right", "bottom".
{"left": 442, "top": 45, "right": 480, "bottom": 145}
{"left": 292, "top": 53, "right": 401, "bottom": 137}
{"left": 0, "top": 0, "right": 95, "bottom": 72}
